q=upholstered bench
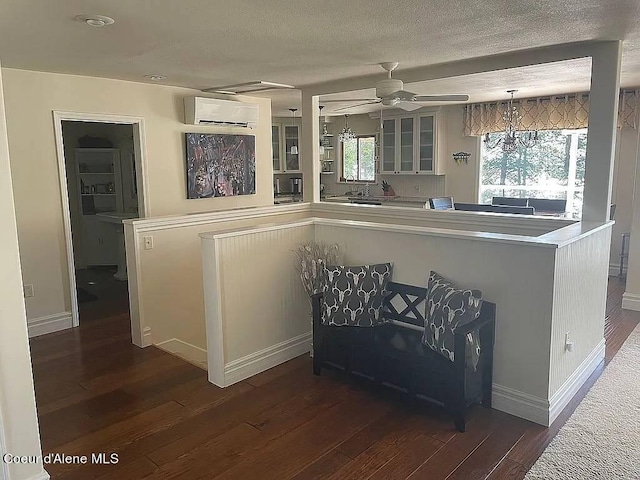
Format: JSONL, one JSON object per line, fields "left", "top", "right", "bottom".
{"left": 311, "top": 279, "right": 496, "bottom": 432}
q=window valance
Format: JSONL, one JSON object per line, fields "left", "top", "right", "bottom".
{"left": 463, "top": 89, "right": 639, "bottom": 136}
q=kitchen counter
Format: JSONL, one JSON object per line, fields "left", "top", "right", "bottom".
{"left": 322, "top": 195, "right": 428, "bottom": 208}
{"left": 274, "top": 194, "right": 303, "bottom": 205}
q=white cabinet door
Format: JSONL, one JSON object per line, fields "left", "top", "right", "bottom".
{"left": 82, "top": 216, "right": 118, "bottom": 266}
{"left": 379, "top": 112, "right": 439, "bottom": 175}
{"left": 272, "top": 124, "right": 282, "bottom": 173}
{"left": 381, "top": 119, "right": 396, "bottom": 173}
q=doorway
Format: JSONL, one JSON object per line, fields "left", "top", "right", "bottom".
{"left": 53, "top": 112, "right": 147, "bottom": 339}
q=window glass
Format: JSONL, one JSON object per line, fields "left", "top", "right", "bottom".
{"left": 342, "top": 136, "right": 376, "bottom": 182}
{"left": 480, "top": 129, "right": 587, "bottom": 218}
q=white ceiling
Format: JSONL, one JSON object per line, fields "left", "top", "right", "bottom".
{"left": 1, "top": 0, "right": 639, "bottom": 116}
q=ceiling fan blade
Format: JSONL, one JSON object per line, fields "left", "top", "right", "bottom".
{"left": 320, "top": 99, "right": 378, "bottom": 103}
{"left": 413, "top": 94, "right": 469, "bottom": 102}
{"left": 333, "top": 100, "right": 381, "bottom": 112}
{"left": 396, "top": 101, "right": 423, "bottom": 112}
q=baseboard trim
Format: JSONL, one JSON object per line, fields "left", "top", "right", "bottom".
{"left": 23, "top": 469, "right": 50, "bottom": 480}
{"left": 622, "top": 292, "right": 640, "bottom": 311}
{"left": 609, "top": 263, "right": 622, "bottom": 277}
{"left": 155, "top": 338, "right": 207, "bottom": 370}
{"left": 548, "top": 339, "right": 605, "bottom": 425}
{"left": 493, "top": 339, "right": 605, "bottom": 427}
{"left": 223, "top": 332, "right": 312, "bottom": 387}
{"left": 27, "top": 312, "right": 73, "bottom": 338}
{"left": 492, "top": 384, "right": 550, "bottom": 426}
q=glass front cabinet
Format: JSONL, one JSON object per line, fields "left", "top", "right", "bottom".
{"left": 380, "top": 112, "right": 438, "bottom": 174}
{"left": 272, "top": 123, "right": 301, "bottom": 173}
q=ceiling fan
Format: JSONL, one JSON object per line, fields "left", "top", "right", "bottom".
{"left": 322, "top": 62, "right": 469, "bottom": 112}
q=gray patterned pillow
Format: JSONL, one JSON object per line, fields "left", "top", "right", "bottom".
{"left": 422, "top": 271, "right": 483, "bottom": 370}
{"left": 321, "top": 263, "right": 393, "bottom": 327}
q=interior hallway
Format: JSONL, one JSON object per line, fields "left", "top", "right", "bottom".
{"left": 29, "top": 277, "right": 638, "bottom": 480}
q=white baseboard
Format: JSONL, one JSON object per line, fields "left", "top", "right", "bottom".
{"left": 548, "top": 339, "right": 605, "bottom": 425}
{"left": 23, "top": 469, "right": 50, "bottom": 480}
{"left": 492, "top": 384, "right": 550, "bottom": 426}
{"left": 492, "top": 339, "right": 605, "bottom": 427}
{"left": 223, "top": 332, "right": 312, "bottom": 387}
{"left": 154, "top": 338, "right": 207, "bottom": 370}
{"left": 622, "top": 292, "right": 640, "bottom": 311}
{"left": 609, "top": 263, "right": 623, "bottom": 277}
{"left": 27, "top": 312, "right": 73, "bottom": 338}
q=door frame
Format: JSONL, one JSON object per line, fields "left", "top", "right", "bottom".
{"left": 52, "top": 111, "right": 149, "bottom": 331}
{"left": 0, "top": 407, "right": 8, "bottom": 480}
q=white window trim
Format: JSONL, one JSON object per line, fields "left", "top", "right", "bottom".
{"left": 339, "top": 134, "right": 377, "bottom": 182}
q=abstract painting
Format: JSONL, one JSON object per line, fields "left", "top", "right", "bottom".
{"left": 185, "top": 133, "right": 256, "bottom": 199}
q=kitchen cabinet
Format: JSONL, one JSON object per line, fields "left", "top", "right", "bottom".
{"left": 381, "top": 112, "right": 438, "bottom": 174}
{"left": 75, "top": 148, "right": 123, "bottom": 266}
{"left": 272, "top": 124, "right": 281, "bottom": 173}
{"left": 81, "top": 215, "right": 118, "bottom": 266}
{"left": 284, "top": 125, "right": 301, "bottom": 172}
{"left": 272, "top": 123, "right": 301, "bottom": 173}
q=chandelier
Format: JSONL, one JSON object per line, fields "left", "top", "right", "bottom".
{"left": 484, "top": 90, "right": 538, "bottom": 153}
{"left": 338, "top": 114, "right": 356, "bottom": 143}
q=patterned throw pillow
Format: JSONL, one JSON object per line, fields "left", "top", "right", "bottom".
{"left": 422, "top": 271, "right": 483, "bottom": 370}
{"left": 321, "top": 263, "right": 393, "bottom": 327}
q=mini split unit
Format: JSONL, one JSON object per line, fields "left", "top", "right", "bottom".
{"left": 184, "top": 97, "right": 259, "bottom": 128}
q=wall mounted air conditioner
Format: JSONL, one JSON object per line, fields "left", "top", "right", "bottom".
{"left": 184, "top": 96, "right": 259, "bottom": 128}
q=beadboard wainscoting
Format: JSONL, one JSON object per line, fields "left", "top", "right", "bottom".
{"left": 201, "top": 220, "right": 314, "bottom": 387}
{"left": 123, "top": 203, "right": 311, "bottom": 362}
{"left": 200, "top": 215, "right": 612, "bottom": 426}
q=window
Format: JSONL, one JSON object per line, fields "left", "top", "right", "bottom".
{"left": 341, "top": 136, "right": 375, "bottom": 182}
{"left": 480, "top": 129, "right": 587, "bottom": 218}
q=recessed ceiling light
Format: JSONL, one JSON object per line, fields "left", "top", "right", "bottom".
{"left": 144, "top": 75, "right": 167, "bottom": 81}
{"left": 75, "top": 14, "right": 115, "bottom": 27}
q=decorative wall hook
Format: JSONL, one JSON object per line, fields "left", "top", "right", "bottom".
{"left": 453, "top": 151, "right": 471, "bottom": 165}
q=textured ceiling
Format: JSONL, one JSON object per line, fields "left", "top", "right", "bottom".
{"left": 0, "top": 0, "right": 639, "bottom": 115}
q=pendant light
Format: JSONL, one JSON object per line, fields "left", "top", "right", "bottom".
{"left": 318, "top": 106, "right": 325, "bottom": 156}
{"left": 338, "top": 114, "right": 356, "bottom": 143}
{"left": 289, "top": 108, "right": 298, "bottom": 155}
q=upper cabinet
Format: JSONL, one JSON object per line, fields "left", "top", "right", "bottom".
{"left": 380, "top": 111, "right": 439, "bottom": 174}
{"left": 284, "top": 125, "right": 300, "bottom": 172}
{"left": 272, "top": 124, "right": 281, "bottom": 172}
{"left": 272, "top": 122, "right": 301, "bottom": 173}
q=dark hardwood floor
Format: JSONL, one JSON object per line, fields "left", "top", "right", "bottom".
{"left": 30, "top": 277, "right": 639, "bottom": 480}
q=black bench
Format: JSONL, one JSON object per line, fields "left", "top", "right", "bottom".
{"left": 312, "top": 281, "right": 496, "bottom": 432}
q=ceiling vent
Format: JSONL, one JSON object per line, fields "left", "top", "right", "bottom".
{"left": 202, "top": 81, "right": 295, "bottom": 95}
{"left": 184, "top": 97, "right": 259, "bottom": 128}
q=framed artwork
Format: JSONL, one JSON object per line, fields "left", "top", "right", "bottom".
{"left": 185, "top": 133, "right": 256, "bottom": 199}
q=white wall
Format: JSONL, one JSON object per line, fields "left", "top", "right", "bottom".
{"left": 0, "top": 64, "right": 47, "bottom": 480}
{"left": 443, "top": 105, "right": 483, "bottom": 203}
{"left": 2, "top": 68, "right": 273, "bottom": 325}
{"left": 610, "top": 127, "right": 640, "bottom": 272}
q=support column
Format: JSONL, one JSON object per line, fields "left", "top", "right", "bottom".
{"left": 0, "top": 63, "right": 47, "bottom": 479}
{"left": 582, "top": 41, "right": 622, "bottom": 222}
{"left": 622, "top": 127, "right": 640, "bottom": 310}
{"left": 301, "top": 92, "right": 320, "bottom": 203}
